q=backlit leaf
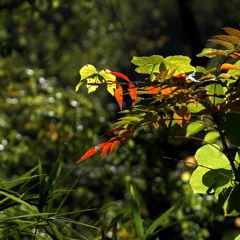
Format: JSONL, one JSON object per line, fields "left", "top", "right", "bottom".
{"left": 186, "top": 122, "right": 205, "bottom": 137}
{"left": 223, "top": 27, "right": 240, "bottom": 39}
{"left": 128, "top": 83, "right": 137, "bottom": 100}
{"left": 208, "top": 39, "right": 235, "bottom": 50}
{"left": 76, "top": 143, "right": 107, "bottom": 162}
{"left": 110, "top": 72, "right": 131, "bottom": 82}
{"left": 227, "top": 60, "right": 240, "bottom": 77}
{"left": 114, "top": 84, "right": 123, "bottom": 110}
{"left": 213, "top": 35, "right": 240, "bottom": 45}
{"left": 197, "top": 48, "right": 228, "bottom": 58}
{"left": 99, "top": 70, "right": 116, "bottom": 95}
{"left": 220, "top": 63, "right": 240, "bottom": 71}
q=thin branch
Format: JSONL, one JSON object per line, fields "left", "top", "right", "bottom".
{"left": 169, "top": 136, "right": 222, "bottom": 152}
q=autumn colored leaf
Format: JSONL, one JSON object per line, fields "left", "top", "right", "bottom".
{"left": 128, "top": 83, "right": 137, "bottom": 100}
{"left": 208, "top": 39, "right": 235, "bottom": 50}
{"left": 110, "top": 72, "right": 131, "bottom": 82}
{"left": 76, "top": 142, "right": 108, "bottom": 162}
{"left": 148, "top": 86, "right": 158, "bottom": 98}
{"left": 220, "top": 63, "right": 240, "bottom": 71}
{"left": 205, "top": 50, "right": 228, "bottom": 57}
{"left": 109, "top": 140, "right": 121, "bottom": 153}
{"left": 114, "top": 84, "right": 123, "bottom": 110}
{"left": 213, "top": 35, "right": 240, "bottom": 45}
{"left": 223, "top": 27, "right": 240, "bottom": 39}
{"left": 101, "top": 142, "right": 113, "bottom": 159}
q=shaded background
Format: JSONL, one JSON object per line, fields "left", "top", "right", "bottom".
{"left": 0, "top": 0, "right": 240, "bottom": 239}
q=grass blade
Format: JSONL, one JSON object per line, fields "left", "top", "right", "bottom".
{"left": 130, "top": 184, "right": 144, "bottom": 240}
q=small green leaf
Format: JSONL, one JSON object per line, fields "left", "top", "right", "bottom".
{"left": 186, "top": 122, "right": 205, "bottom": 137}
{"left": 76, "top": 64, "right": 97, "bottom": 91}
{"left": 187, "top": 103, "right": 206, "bottom": 113}
{"left": 204, "top": 131, "right": 220, "bottom": 144}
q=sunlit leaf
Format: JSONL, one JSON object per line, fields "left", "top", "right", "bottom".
{"left": 114, "top": 84, "right": 123, "bottom": 110}
{"left": 223, "top": 27, "right": 240, "bottom": 39}
{"left": 99, "top": 70, "right": 116, "bottom": 95}
{"left": 186, "top": 122, "right": 205, "bottom": 137}
{"left": 208, "top": 39, "right": 235, "bottom": 50}
{"left": 128, "top": 83, "right": 137, "bottom": 100}
{"left": 220, "top": 63, "right": 240, "bottom": 71}
{"left": 213, "top": 35, "right": 240, "bottom": 45}
{"left": 110, "top": 72, "right": 131, "bottom": 82}
{"left": 76, "top": 143, "right": 107, "bottom": 162}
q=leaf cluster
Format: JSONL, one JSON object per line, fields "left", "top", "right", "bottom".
{"left": 77, "top": 27, "right": 240, "bottom": 222}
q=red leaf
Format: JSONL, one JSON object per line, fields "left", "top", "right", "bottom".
{"left": 220, "top": 63, "right": 240, "bottom": 71}
{"left": 114, "top": 84, "right": 123, "bottom": 110}
{"left": 128, "top": 83, "right": 137, "bottom": 100}
{"left": 110, "top": 72, "right": 131, "bottom": 82}
{"left": 76, "top": 142, "right": 107, "bottom": 163}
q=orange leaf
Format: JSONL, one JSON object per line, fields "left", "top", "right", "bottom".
{"left": 160, "top": 86, "right": 171, "bottom": 100}
{"left": 101, "top": 142, "right": 112, "bottom": 159}
{"left": 208, "top": 39, "right": 235, "bottom": 50}
{"left": 114, "top": 84, "right": 123, "bottom": 110}
{"left": 148, "top": 86, "right": 158, "bottom": 98}
{"left": 173, "top": 112, "right": 183, "bottom": 127}
{"left": 76, "top": 142, "right": 107, "bottom": 163}
{"left": 205, "top": 50, "right": 228, "bottom": 57}
{"left": 110, "top": 72, "right": 131, "bottom": 82}
{"left": 223, "top": 27, "right": 240, "bottom": 39}
{"left": 220, "top": 63, "right": 240, "bottom": 71}
{"left": 128, "top": 83, "right": 137, "bottom": 100}
{"left": 109, "top": 140, "right": 120, "bottom": 153}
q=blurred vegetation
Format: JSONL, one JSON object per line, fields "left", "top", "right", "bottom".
{"left": 0, "top": 0, "right": 240, "bottom": 239}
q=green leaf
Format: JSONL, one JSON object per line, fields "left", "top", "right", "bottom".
{"left": 204, "top": 131, "right": 220, "bottom": 144}
{"left": 130, "top": 184, "right": 144, "bottom": 240}
{"left": 190, "top": 144, "right": 232, "bottom": 194}
{"left": 4, "top": 165, "right": 39, "bottom": 191}
{"left": 187, "top": 103, "right": 206, "bottom": 113}
{"left": 131, "top": 55, "right": 195, "bottom": 81}
{"left": 206, "top": 83, "right": 227, "bottom": 106}
{"left": 163, "top": 55, "right": 195, "bottom": 74}
{"left": 186, "top": 122, "right": 205, "bottom": 137}
{"left": 99, "top": 70, "right": 116, "bottom": 95}
{"left": 76, "top": 64, "right": 97, "bottom": 91}
{"left": 0, "top": 190, "right": 36, "bottom": 210}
